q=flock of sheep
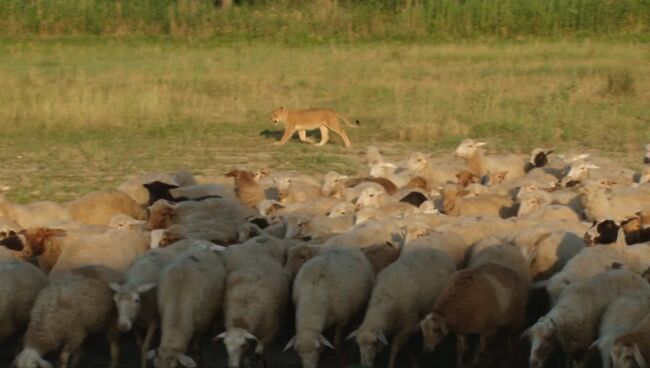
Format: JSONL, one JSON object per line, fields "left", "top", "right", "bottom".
{"left": 1, "top": 139, "right": 650, "bottom": 368}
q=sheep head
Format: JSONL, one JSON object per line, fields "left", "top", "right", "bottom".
{"left": 14, "top": 347, "right": 54, "bottom": 368}
{"left": 529, "top": 148, "right": 553, "bottom": 168}
{"left": 350, "top": 329, "right": 388, "bottom": 366}
{"left": 407, "top": 152, "right": 431, "bottom": 173}
{"left": 284, "top": 332, "right": 334, "bottom": 368}
{"left": 369, "top": 162, "right": 396, "bottom": 178}
{"left": 214, "top": 327, "right": 258, "bottom": 368}
{"left": 611, "top": 338, "right": 646, "bottom": 368}
{"left": 142, "top": 181, "right": 179, "bottom": 206}
{"left": 420, "top": 313, "right": 449, "bottom": 352}
{"left": 320, "top": 172, "right": 347, "bottom": 197}
{"left": 327, "top": 202, "right": 355, "bottom": 218}
{"left": 482, "top": 171, "right": 509, "bottom": 186}
{"left": 151, "top": 348, "right": 197, "bottom": 368}
{"left": 454, "top": 139, "right": 486, "bottom": 159}
{"left": 522, "top": 318, "right": 558, "bottom": 368}
{"left": 584, "top": 219, "right": 620, "bottom": 246}
{"left": 110, "top": 283, "right": 156, "bottom": 332}
{"left": 517, "top": 193, "right": 547, "bottom": 218}
{"left": 455, "top": 170, "right": 479, "bottom": 187}
{"left": 355, "top": 187, "right": 384, "bottom": 210}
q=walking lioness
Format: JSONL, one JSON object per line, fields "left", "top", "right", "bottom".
{"left": 270, "top": 107, "right": 359, "bottom": 148}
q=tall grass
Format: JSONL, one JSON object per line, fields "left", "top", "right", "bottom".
{"left": 1, "top": 0, "right": 648, "bottom": 40}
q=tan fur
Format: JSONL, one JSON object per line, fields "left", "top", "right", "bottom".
{"left": 226, "top": 169, "right": 265, "bottom": 207}
{"left": 455, "top": 170, "right": 480, "bottom": 188}
{"left": 270, "top": 107, "right": 357, "bottom": 148}
{"left": 361, "top": 242, "right": 401, "bottom": 275}
{"left": 65, "top": 191, "right": 146, "bottom": 225}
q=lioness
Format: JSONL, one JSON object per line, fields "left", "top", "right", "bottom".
{"left": 270, "top": 107, "right": 359, "bottom": 148}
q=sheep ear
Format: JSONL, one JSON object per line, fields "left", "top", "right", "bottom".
{"left": 588, "top": 338, "right": 602, "bottom": 353}
{"left": 213, "top": 331, "right": 227, "bottom": 342}
{"left": 615, "top": 228, "right": 627, "bottom": 248}
{"left": 37, "top": 359, "right": 54, "bottom": 368}
{"left": 319, "top": 334, "right": 335, "bottom": 350}
{"left": 177, "top": 353, "right": 197, "bottom": 368}
{"left": 377, "top": 331, "right": 388, "bottom": 346}
{"left": 244, "top": 331, "right": 258, "bottom": 341}
{"left": 147, "top": 350, "right": 157, "bottom": 360}
{"left": 109, "top": 283, "right": 122, "bottom": 293}
{"left": 633, "top": 342, "right": 647, "bottom": 368}
{"left": 345, "top": 330, "right": 358, "bottom": 341}
{"left": 209, "top": 244, "right": 227, "bottom": 252}
{"left": 283, "top": 336, "right": 295, "bottom": 352}
{"left": 137, "top": 283, "right": 157, "bottom": 293}
{"left": 519, "top": 327, "right": 531, "bottom": 341}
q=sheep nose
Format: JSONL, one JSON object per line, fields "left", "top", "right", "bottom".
{"left": 118, "top": 322, "right": 132, "bottom": 332}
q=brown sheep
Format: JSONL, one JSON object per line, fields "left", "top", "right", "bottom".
{"left": 455, "top": 171, "right": 480, "bottom": 188}
{"left": 344, "top": 177, "right": 399, "bottom": 195}
{"left": 226, "top": 169, "right": 265, "bottom": 207}
{"left": 421, "top": 263, "right": 528, "bottom": 367}
{"left": 361, "top": 242, "right": 401, "bottom": 275}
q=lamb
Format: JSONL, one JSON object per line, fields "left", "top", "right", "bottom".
{"left": 215, "top": 253, "right": 290, "bottom": 368}
{"left": 226, "top": 169, "right": 266, "bottom": 207}
{"left": 351, "top": 248, "right": 455, "bottom": 368}
{"left": 591, "top": 291, "right": 650, "bottom": 368}
{"left": 611, "top": 312, "right": 650, "bottom": 368}
{"left": 109, "top": 240, "right": 200, "bottom": 368}
{"left": 285, "top": 247, "right": 375, "bottom": 368}
{"left": 65, "top": 190, "right": 146, "bottom": 225}
{"left": 440, "top": 185, "right": 514, "bottom": 218}
{"left": 421, "top": 262, "right": 529, "bottom": 366}
{"left": 274, "top": 176, "right": 321, "bottom": 204}
{"left": 15, "top": 265, "right": 122, "bottom": 368}
{"left": 524, "top": 269, "right": 650, "bottom": 368}
{"left": 0, "top": 260, "right": 48, "bottom": 343}
{"left": 150, "top": 246, "right": 227, "bottom": 368}
{"left": 454, "top": 139, "right": 526, "bottom": 179}
{"left": 0, "top": 188, "right": 72, "bottom": 228}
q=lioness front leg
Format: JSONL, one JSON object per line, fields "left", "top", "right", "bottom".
{"left": 298, "top": 130, "right": 316, "bottom": 144}
{"left": 316, "top": 126, "right": 330, "bottom": 146}
{"left": 274, "top": 128, "right": 295, "bottom": 146}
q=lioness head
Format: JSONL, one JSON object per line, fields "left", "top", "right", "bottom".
{"left": 271, "top": 106, "right": 288, "bottom": 125}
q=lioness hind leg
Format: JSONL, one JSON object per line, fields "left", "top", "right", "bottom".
{"left": 335, "top": 128, "right": 352, "bottom": 148}
{"left": 298, "top": 130, "right": 316, "bottom": 144}
{"left": 317, "top": 126, "right": 330, "bottom": 146}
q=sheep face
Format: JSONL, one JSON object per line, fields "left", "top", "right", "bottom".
{"left": 355, "top": 187, "right": 384, "bottom": 209}
{"left": 153, "top": 348, "right": 197, "bottom": 368}
{"left": 454, "top": 139, "right": 486, "bottom": 159}
{"left": 516, "top": 184, "right": 538, "bottom": 199}
{"left": 273, "top": 177, "right": 292, "bottom": 200}
{"left": 355, "top": 330, "right": 387, "bottom": 366}
{"left": 404, "top": 223, "right": 430, "bottom": 244}
{"left": 517, "top": 195, "right": 545, "bottom": 217}
{"left": 283, "top": 216, "right": 309, "bottom": 239}
{"left": 327, "top": 202, "right": 354, "bottom": 218}
{"left": 286, "top": 332, "right": 333, "bottom": 368}
{"left": 611, "top": 340, "right": 645, "bottom": 368}
{"left": 530, "top": 149, "right": 553, "bottom": 168}
{"left": 215, "top": 328, "right": 258, "bottom": 368}
{"left": 455, "top": 171, "right": 479, "bottom": 187}
{"left": 110, "top": 283, "right": 156, "bottom": 332}
{"left": 15, "top": 348, "right": 53, "bottom": 368}
{"left": 420, "top": 313, "right": 448, "bottom": 352}
{"left": 321, "top": 172, "right": 347, "bottom": 197}
{"left": 565, "top": 163, "right": 599, "bottom": 182}
{"left": 584, "top": 219, "right": 620, "bottom": 245}
{"left": 483, "top": 171, "right": 509, "bottom": 186}
{"left": 407, "top": 152, "right": 430, "bottom": 173}
{"left": 524, "top": 319, "right": 557, "bottom": 368}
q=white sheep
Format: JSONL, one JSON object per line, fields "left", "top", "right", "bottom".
{"left": 109, "top": 240, "right": 199, "bottom": 368}
{"left": 285, "top": 247, "right": 375, "bottom": 368}
{"left": 215, "top": 253, "right": 290, "bottom": 368}
{"left": 524, "top": 269, "right": 650, "bottom": 368}
{"left": 407, "top": 152, "right": 460, "bottom": 186}
{"left": 150, "top": 246, "right": 227, "bottom": 368}
{"left": 15, "top": 265, "right": 122, "bottom": 368}
{"left": 580, "top": 180, "right": 650, "bottom": 221}
{"left": 0, "top": 260, "right": 48, "bottom": 343}
{"left": 592, "top": 291, "right": 650, "bottom": 368}
{"left": 350, "top": 248, "right": 456, "bottom": 368}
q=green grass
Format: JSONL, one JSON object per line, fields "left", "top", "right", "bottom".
{"left": 0, "top": 0, "right": 649, "bottom": 41}
{"left": 0, "top": 38, "right": 648, "bottom": 202}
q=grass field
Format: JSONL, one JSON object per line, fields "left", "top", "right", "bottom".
{"left": 0, "top": 38, "right": 649, "bottom": 203}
